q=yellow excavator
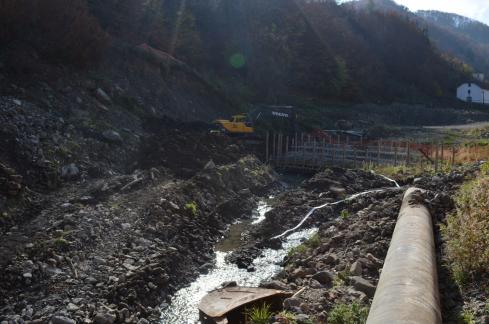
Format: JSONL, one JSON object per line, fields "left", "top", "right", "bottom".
{"left": 213, "top": 106, "right": 296, "bottom": 137}
{"left": 213, "top": 114, "right": 254, "bottom": 135}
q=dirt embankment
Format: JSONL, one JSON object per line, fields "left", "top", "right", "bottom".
{"left": 0, "top": 83, "right": 273, "bottom": 323}
{"left": 0, "top": 154, "right": 276, "bottom": 323}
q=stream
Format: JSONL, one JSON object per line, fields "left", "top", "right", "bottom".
{"left": 160, "top": 199, "right": 318, "bottom": 323}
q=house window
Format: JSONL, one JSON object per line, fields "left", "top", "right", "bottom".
{"left": 468, "top": 89, "right": 471, "bottom": 94}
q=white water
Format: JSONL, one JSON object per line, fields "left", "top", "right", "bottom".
{"left": 251, "top": 200, "right": 273, "bottom": 225}
{"left": 160, "top": 228, "right": 317, "bottom": 323}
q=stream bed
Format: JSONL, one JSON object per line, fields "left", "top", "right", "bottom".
{"left": 160, "top": 199, "right": 317, "bottom": 323}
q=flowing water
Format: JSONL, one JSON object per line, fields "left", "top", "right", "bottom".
{"left": 215, "top": 201, "right": 272, "bottom": 252}
{"left": 160, "top": 199, "right": 317, "bottom": 323}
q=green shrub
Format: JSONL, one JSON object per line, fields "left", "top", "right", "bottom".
{"left": 442, "top": 177, "right": 489, "bottom": 284}
{"left": 288, "top": 232, "right": 320, "bottom": 257}
{"left": 333, "top": 275, "right": 345, "bottom": 287}
{"left": 184, "top": 201, "right": 198, "bottom": 217}
{"left": 480, "top": 161, "right": 489, "bottom": 175}
{"left": 340, "top": 209, "right": 350, "bottom": 219}
{"left": 275, "top": 311, "right": 297, "bottom": 323}
{"left": 245, "top": 303, "right": 272, "bottom": 324}
{"left": 458, "top": 310, "right": 475, "bottom": 324}
{"left": 327, "top": 303, "right": 369, "bottom": 324}
{"left": 53, "top": 238, "right": 70, "bottom": 250}
{"left": 287, "top": 244, "right": 307, "bottom": 258}
{"left": 307, "top": 232, "right": 321, "bottom": 248}
{"left": 338, "top": 269, "right": 351, "bottom": 282}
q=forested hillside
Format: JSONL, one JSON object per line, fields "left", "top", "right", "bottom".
{"left": 348, "top": 0, "right": 489, "bottom": 79}
{"left": 417, "top": 10, "right": 489, "bottom": 76}
{"left": 0, "top": 0, "right": 470, "bottom": 107}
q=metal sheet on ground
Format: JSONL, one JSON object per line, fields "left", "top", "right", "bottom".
{"left": 198, "top": 287, "right": 290, "bottom": 318}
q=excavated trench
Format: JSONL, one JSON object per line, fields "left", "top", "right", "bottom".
{"left": 159, "top": 199, "right": 320, "bottom": 323}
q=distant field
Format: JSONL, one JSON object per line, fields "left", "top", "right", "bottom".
{"left": 424, "top": 121, "right": 489, "bottom": 130}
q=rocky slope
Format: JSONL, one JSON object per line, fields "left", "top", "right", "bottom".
{"left": 224, "top": 165, "right": 479, "bottom": 323}
{"left": 0, "top": 155, "right": 276, "bottom": 323}
{"left": 0, "top": 73, "right": 270, "bottom": 322}
{"left": 227, "top": 168, "right": 397, "bottom": 268}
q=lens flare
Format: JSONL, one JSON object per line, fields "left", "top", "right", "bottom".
{"left": 229, "top": 53, "right": 246, "bottom": 68}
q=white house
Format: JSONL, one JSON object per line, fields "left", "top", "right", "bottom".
{"left": 473, "top": 73, "right": 485, "bottom": 82}
{"left": 457, "top": 83, "right": 489, "bottom": 105}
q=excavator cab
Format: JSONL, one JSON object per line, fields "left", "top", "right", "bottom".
{"left": 213, "top": 114, "right": 254, "bottom": 136}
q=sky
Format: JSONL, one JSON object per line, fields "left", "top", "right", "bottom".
{"left": 392, "top": 0, "right": 489, "bottom": 25}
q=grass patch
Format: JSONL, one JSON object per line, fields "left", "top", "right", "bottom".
{"left": 365, "top": 160, "right": 457, "bottom": 178}
{"left": 458, "top": 310, "right": 476, "bottom": 324}
{"left": 53, "top": 238, "right": 70, "bottom": 250}
{"left": 327, "top": 302, "right": 369, "bottom": 324}
{"left": 363, "top": 163, "right": 424, "bottom": 178}
{"left": 275, "top": 310, "right": 297, "bottom": 323}
{"left": 442, "top": 176, "right": 489, "bottom": 286}
{"left": 184, "top": 201, "right": 198, "bottom": 217}
{"left": 287, "top": 244, "right": 307, "bottom": 258}
{"left": 340, "top": 209, "right": 350, "bottom": 220}
{"left": 338, "top": 269, "right": 351, "bottom": 282}
{"left": 480, "top": 161, "right": 489, "bottom": 175}
{"left": 288, "top": 232, "right": 321, "bottom": 257}
{"left": 307, "top": 232, "right": 321, "bottom": 248}
{"left": 333, "top": 275, "right": 345, "bottom": 287}
{"left": 115, "top": 95, "right": 148, "bottom": 117}
{"left": 245, "top": 303, "right": 272, "bottom": 324}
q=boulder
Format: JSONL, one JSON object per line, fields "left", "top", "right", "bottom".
{"left": 204, "top": 160, "right": 216, "bottom": 170}
{"left": 320, "top": 253, "right": 337, "bottom": 264}
{"left": 137, "top": 320, "right": 150, "bottom": 324}
{"left": 350, "top": 261, "right": 363, "bottom": 276}
{"left": 51, "top": 316, "right": 76, "bottom": 324}
{"left": 259, "top": 280, "right": 288, "bottom": 290}
{"left": 283, "top": 297, "right": 301, "bottom": 310}
{"left": 295, "top": 314, "right": 311, "bottom": 324}
{"left": 102, "top": 130, "right": 123, "bottom": 144}
{"left": 311, "top": 271, "right": 334, "bottom": 285}
{"left": 350, "top": 276, "right": 376, "bottom": 297}
{"left": 221, "top": 281, "right": 237, "bottom": 288}
{"left": 95, "top": 88, "right": 112, "bottom": 104}
{"left": 61, "top": 164, "right": 80, "bottom": 180}
{"left": 93, "top": 312, "right": 116, "bottom": 324}
{"left": 291, "top": 267, "right": 311, "bottom": 279}
{"left": 309, "top": 279, "right": 323, "bottom": 288}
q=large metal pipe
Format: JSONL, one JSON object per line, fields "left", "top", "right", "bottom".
{"left": 367, "top": 187, "right": 441, "bottom": 324}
